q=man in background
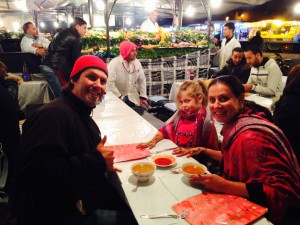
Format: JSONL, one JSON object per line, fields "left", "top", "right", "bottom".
{"left": 140, "top": 10, "right": 159, "bottom": 32}
{"left": 249, "top": 30, "right": 264, "bottom": 53}
{"left": 107, "top": 41, "right": 149, "bottom": 108}
{"left": 219, "top": 22, "right": 241, "bottom": 69}
{"left": 40, "top": 17, "right": 87, "bottom": 98}
{"left": 244, "top": 45, "right": 282, "bottom": 97}
{"left": 212, "top": 47, "right": 250, "bottom": 84}
{"left": 20, "top": 22, "right": 50, "bottom": 57}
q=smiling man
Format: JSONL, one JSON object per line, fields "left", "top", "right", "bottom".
{"left": 16, "top": 55, "right": 138, "bottom": 225}
{"left": 213, "top": 47, "right": 250, "bottom": 84}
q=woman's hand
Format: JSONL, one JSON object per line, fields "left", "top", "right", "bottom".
{"left": 172, "top": 147, "right": 204, "bottom": 158}
{"left": 96, "top": 135, "right": 122, "bottom": 172}
{"left": 137, "top": 141, "right": 156, "bottom": 149}
{"left": 190, "top": 174, "right": 227, "bottom": 193}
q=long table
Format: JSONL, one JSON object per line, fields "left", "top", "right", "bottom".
{"left": 92, "top": 92, "right": 272, "bottom": 225}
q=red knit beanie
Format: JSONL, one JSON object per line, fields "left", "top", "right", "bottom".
{"left": 70, "top": 55, "right": 108, "bottom": 79}
{"left": 120, "top": 41, "right": 137, "bottom": 60}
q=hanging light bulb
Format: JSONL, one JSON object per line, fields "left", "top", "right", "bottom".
{"left": 125, "top": 17, "right": 133, "bottom": 26}
{"left": 96, "top": 0, "right": 105, "bottom": 11}
{"left": 53, "top": 21, "right": 59, "bottom": 28}
{"left": 210, "top": 0, "right": 222, "bottom": 9}
{"left": 40, "top": 22, "right": 45, "bottom": 28}
{"left": 186, "top": 5, "right": 195, "bottom": 17}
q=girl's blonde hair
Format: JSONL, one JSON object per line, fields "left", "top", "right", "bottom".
{"left": 176, "top": 79, "right": 208, "bottom": 106}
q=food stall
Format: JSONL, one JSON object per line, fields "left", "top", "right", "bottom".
{"left": 82, "top": 29, "right": 210, "bottom": 97}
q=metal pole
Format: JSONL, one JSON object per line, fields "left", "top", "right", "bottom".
{"left": 104, "top": 0, "right": 110, "bottom": 59}
{"left": 177, "top": 0, "right": 183, "bottom": 29}
{"left": 88, "top": 0, "right": 93, "bottom": 28}
{"left": 200, "top": 0, "right": 211, "bottom": 42}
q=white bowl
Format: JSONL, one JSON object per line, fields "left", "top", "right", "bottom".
{"left": 131, "top": 161, "right": 156, "bottom": 182}
{"left": 182, "top": 162, "right": 207, "bottom": 178}
{"left": 151, "top": 154, "right": 176, "bottom": 167}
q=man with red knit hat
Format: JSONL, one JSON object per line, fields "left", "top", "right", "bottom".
{"left": 16, "top": 55, "right": 138, "bottom": 225}
{"left": 107, "top": 40, "right": 149, "bottom": 108}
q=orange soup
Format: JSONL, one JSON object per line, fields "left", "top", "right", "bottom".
{"left": 183, "top": 165, "right": 205, "bottom": 175}
{"left": 132, "top": 164, "right": 154, "bottom": 173}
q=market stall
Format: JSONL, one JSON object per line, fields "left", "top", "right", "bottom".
{"left": 82, "top": 29, "right": 211, "bottom": 97}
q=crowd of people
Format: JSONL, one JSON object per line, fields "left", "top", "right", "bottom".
{"left": 0, "top": 13, "right": 300, "bottom": 225}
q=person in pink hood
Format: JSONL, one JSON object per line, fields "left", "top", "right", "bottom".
{"left": 107, "top": 41, "right": 149, "bottom": 108}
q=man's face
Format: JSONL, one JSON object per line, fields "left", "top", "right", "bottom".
{"left": 231, "top": 51, "right": 244, "bottom": 65}
{"left": 150, "top": 11, "right": 158, "bottom": 23}
{"left": 244, "top": 50, "right": 261, "bottom": 67}
{"left": 71, "top": 68, "right": 107, "bottom": 107}
{"left": 125, "top": 47, "right": 138, "bottom": 62}
{"left": 223, "top": 26, "right": 233, "bottom": 38}
{"left": 76, "top": 24, "right": 87, "bottom": 38}
{"left": 26, "top": 23, "right": 38, "bottom": 37}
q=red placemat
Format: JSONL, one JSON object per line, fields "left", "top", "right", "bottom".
{"left": 105, "top": 143, "right": 151, "bottom": 163}
{"left": 172, "top": 192, "right": 268, "bottom": 225}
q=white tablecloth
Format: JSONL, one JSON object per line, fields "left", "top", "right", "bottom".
{"left": 18, "top": 80, "right": 51, "bottom": 110}
{"left": 92, "top": 92, "right": 272, "bottom": 225}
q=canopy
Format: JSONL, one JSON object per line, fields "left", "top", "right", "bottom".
{"left": 0, "top": 0, "right": 271, "bottom": 18}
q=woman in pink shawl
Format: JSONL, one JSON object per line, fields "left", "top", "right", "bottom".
{"left": 191, "top": 75, "right": 300, "bottom": 224}
{"left": 138, "top": 80, "right": 218, "bottom": 156}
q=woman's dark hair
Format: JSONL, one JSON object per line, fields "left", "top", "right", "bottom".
{"left": 208, "top": 75, "right": 274, "bottom": 122}
{"left": 208, "top": 75, "right": 245, "bottom": 98}
{"left": 284, "top": 64, "right": 300, "bottom": 95}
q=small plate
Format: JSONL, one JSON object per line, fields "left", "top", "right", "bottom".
{"left": 152, "top": 155, "right": 176, "bottom": 167}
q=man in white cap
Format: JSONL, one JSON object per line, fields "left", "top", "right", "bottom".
{"left": 107, "top": 40, "right": 149, "bottom": 108}
{"left": 16, "top": 55, "right": 138, "bottom": 225}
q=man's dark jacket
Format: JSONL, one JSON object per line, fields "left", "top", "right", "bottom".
{"left": 15, "top": 91, "right": 125, "bottom": 225}
{"left": 213, "top": 58, "right": 251, "bottom": 84}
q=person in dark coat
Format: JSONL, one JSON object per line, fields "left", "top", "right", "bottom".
{"left": 15, "top": 55, "right": 137, "bottom": 225}
{"left": 40, "top": 17, "right": 87, "bottom": 98}
{"left": 273, "top": 64, "right": 300, "bottom": 162}
{"left": 212, "top": 47, "right": 251, "bottom": 84}
{"left": 249, "top": 30, "right": 264, "bottom": 53}
{"left": 0, "top": 63, "right": 20, "bottom": 190}
{"left": 0, "top": 61, "right": 25, "bottom": 120}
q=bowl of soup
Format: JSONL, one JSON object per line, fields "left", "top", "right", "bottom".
{"left": 182, "top": 162, "right": 207, "bottom": 178}
{"left": 131, "top": 162, "right": 156, "bottom": 182}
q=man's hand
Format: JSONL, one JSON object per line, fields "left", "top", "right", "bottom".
{"left": 96, "top": 135, "right": 122, "bottom": 172}
{"left": 36, "top": 48, "right": 46, "bottom": 57}
{"left": 243, "top": 84, "right": 253, "bottom": 92}
{"left": 32, "top": 43, "right": 43, "bottom": 48}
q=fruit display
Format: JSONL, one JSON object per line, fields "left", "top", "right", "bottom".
{"left": 82, "top": 29, "right": 209, "bottom": 59}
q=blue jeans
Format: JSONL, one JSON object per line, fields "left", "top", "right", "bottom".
{"left": 39, "top": 65, "right": 62, "bottom": 99}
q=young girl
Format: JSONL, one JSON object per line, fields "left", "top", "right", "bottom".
{"left": 138, "top": 80, "right": 219, "bottom": 157}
